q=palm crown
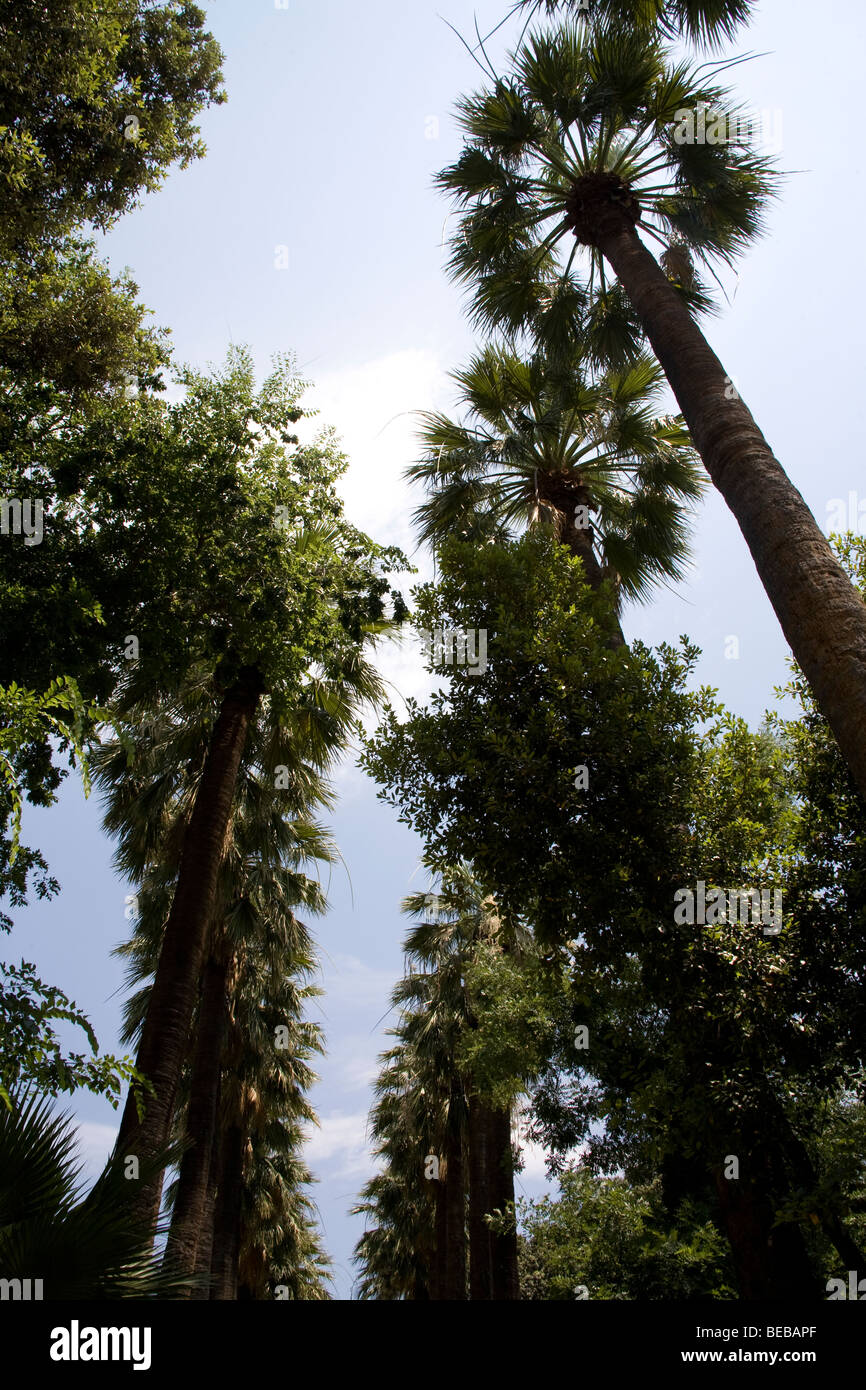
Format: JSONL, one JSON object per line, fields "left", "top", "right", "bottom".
{"left": 516, "top": 0, "right": 753, "bottom": 48}
{"left": 410, "top": 346, "right": 704, "bottom": 603}
{"left": 439, "top": 23, "right": 778, "bottom": 358}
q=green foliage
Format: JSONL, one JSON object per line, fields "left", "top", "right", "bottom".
{"left": 362, "top": 530, "right": 713, "bottom": 929}
{"left": 0, "top": 237, "right": 170, "bottom": 417}
{"left": 409, "top": 345, "right": 704, "bottom": 602}
{"left": 363, "top": 531, "right": 866, "bottom": 1286}
{"left": 438, "top": 17, "right": 777, "bottom": 358}
{"left": 0, "top": 963, "right": 141, "bottom": 1114}
{"left": 518, "top": 1167, "right": 736, "bottom": 1300}
{"left": 0, "top": 677, "right": 95, "bottom": 860}
{"left": 3, "top": 347, "right": 408, "bottom": 714}
{"left": 0, "top": 679, "right": 134, "bottom": 1114}
{"left": 456, "top": 945, "right": 566, "bottom": 1108}
{"left": 0, "top": 1090, "right": 190, "bottom": 1297}
{"left": 0, "top": 0, "right": 225, "bottom": 256}
{"left": 519, "top": 1, "right": 753, "bottom": 49}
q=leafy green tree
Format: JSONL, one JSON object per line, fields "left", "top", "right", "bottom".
{"left": 364, "top": 532, "right": 866, "bottom": 1296}
{"left": 0, "top": 0, "right": 227, "bottom": 1132}
{"left": 0, "top": 0, "right": 224, "bottom": 256}
{"left": 0, "top": 678, "right": 141, "bottom": 1110}
{"left": 518, "top": 1167, "right": 735, "bottom": 1300}
{"left": 438, "top": 20, "right": 866, "bottom": 801}
{"left": 73, "top": 349, "right": 407, "bottom": 1233}
{"left": 0, "top": 964, "right": 140, "bottom": 1114}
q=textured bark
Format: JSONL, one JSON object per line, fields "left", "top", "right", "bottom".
{"left": 468, "top": 1092, "right": 494, "bottom": 1299}
{"left": 536, "top": 472, "right": 626, "bottom": 647}
{"left": 713, "top": 1159, "right": 820, "bottom": 1300}
{"left": 443, "top": 1091, "right": 467, "bottom": 1300}
{"left": 489, "top": 1105, "right": 520, "bottom": 1300}
{"left": 209, "top": 1119, "right": 245, "bottom": 1301}
{"left": 190, "top": 1124, "right": 220, "bottom": 1301}
{"left": 115, "top": 666, "right": 263, "bottom": 1230}
{"left": 430, "top": 1172, "right": 448, "bottom": 1301}
{"left": 163, "top": 945, "right": 230, "bottom": 1290}
{"left": 594, "top": 216, "right": 866, "bottom": 803}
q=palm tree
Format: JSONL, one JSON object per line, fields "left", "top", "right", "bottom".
{"left": 409, "top": 346, "right": 703, "bottom": 640}
{"left": 206, "top": 919, "right": 328, "bottom": 1301}
{"left": 402, "top": 872, "right": 524, "bottom": 1302}
{"left": 439, "top": 22, "right": 866, "bottom": 803}
{"left": 517, "top": 0, "right": 753, "bottom": 47}
{"left": 352, "top": 1042, "right": 442, "bottom": 1299}
{"left": 111, "top": 660, "right": 262, "bottom": 1226}
{"left": 107, "top": 630, "right": 383, "bottom": 1231}
{"left": 96, "top": 659, "right": 370, "bottom": 1289}
{"left": 354, "top": 866, "right": 526, "bottom": 1300}
{"left": 0, "top": 1090, "right": 188, "bottom": 1299}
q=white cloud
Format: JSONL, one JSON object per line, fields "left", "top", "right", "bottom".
{"left": 517, "top": 1139, "right": 553, "bottom": 1185}
{"left": 303, "top": 1110, "right": 374, "bottom": 1180}
{"left": 327, "top": 1041, "right": 381, "bottom": 1094}
{"left": 300, "top": 348, "right": 450, "bottom": 556}
{"left": 74, "top": 1121, "right": 118, "bottom": 1182}
{"left": 312, "top": 953, "right": 400, "bottom": 1028}
{"left": 293, "top": 349, "right": 455, "bottom": 799}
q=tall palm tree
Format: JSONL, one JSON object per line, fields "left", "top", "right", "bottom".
{"left": 352, "top": 1043, "right": 441, "bottom": 1300}
{"left": 409, "top": 346, "right": 703, "bottom": 640}
{"left": 96, "top": 660, "right": 365, "bottom": 1288}
{"left": 400, "top": 871, "right": 523, "bottom": 1301}
{"left": 108, "top": 640, "right": 382, "bottom": 1230}
{"left": 354, "top": 866, "right": 526, "bottom": 1300}
{"left": 206, "top": 915, "right": 328, "bottom": 1301}
{"left": 439, "top": 22, "right": 866, "bottom": 803}
{"left": 111, "top": 659, "right": 263, "bottom": 1224}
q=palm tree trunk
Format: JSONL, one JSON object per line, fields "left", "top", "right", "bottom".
{"left": 163, "top": 944, "right": 230, "bottom": 1289}
{"left": 191, "top": 1123, "right": 220, "bottom": 1300}
{"left": 537, "top": 473, "right": 626, "bottom": 646}
{"left": 210, "top": 1117, "right": 245, "bottom": 1301}
{"left": 489, "top": 1104, "right": 520, "bottom": 1300}
{"left": 443, "top": 1089, "right": 467, "bottom": 1300}
{"left": 430, "top": 1171, "right": 448, "bottom": 1300}
{"left": 468, "top": 1092, "right": 494, "bottom": 1299}
{"left": 115, "top": 665, "right": 263, "bottom": 1229}
{"left": 595, "top": 219, "right": 866, "bottom": 802}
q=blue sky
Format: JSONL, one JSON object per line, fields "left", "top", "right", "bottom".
{"left": 7, "top": 0, "right": 866, "bottom": 1299}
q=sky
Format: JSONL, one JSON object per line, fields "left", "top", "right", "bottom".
{"left": 7, "top": 0, "right": 866, "bottom": 1299}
